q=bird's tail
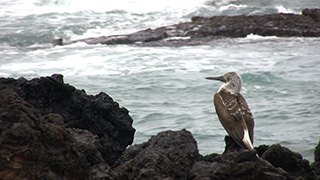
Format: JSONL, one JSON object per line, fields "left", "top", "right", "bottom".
{"left": 242, "top": 129, "right": 254, "bottom": 149}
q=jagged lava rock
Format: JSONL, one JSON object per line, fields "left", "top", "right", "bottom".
{"left": 110, "top": 128, "right": 317, "bottom": 180}
{"left": 1, "top": 75, "right": 318, "bottom": 180}
{"left": 112, "top": 129, "right": 200, "bottom": 180}
{"left": 0, "top": 88, "right": 90, "bottom": 179}
{"left": 223, "top": 135, "right": 242, "bottom": 154}
{"left": 0, "top": 74, "right": 135, "bottom": 165}
{"left": 193, "top": 150, "right": 289, "bottom": 180}
{"left": 67, "top": 128, "right": 104, "bottom": 165}
{"left": 262, "top": 144, "right": 316, "bottom": 180}
{"left": 302, "top": 8, "right": 320, "bottom": 22}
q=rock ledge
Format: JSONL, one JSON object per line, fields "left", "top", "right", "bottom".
{"left": 54, "top": 8, "right": 320, "bottom": 47}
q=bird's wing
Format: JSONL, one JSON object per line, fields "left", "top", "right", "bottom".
{"left": 237, "top": 93, "right": 255, "bottom": 143}
{"left": 214, "top": 91, "right": 253, "bottom": 149}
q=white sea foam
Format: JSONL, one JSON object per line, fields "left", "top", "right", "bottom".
{"left": 0, "top": 0, "right": 208, "bottom": 16}
{"left": 275, "top": 5, "right": 300, "bottom": 14}
{"left": 245, "top": 33, "right": 278, "bottom": 40}
{"left": 219, "top": 4, "right": 248, "bottom": 12}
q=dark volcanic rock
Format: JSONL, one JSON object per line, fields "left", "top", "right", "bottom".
{"left": 0, "top": 88, "right": 90, "bottom": 179}
{"left": 311, "top": 140, "right": 320, "bottom": 180}
{"left": 65, "top": 28, "right": 168, "bottom": 46}
{"left": 223, "top": 135, "right": 242, "bottom": 154}
{"left": 193, "top": 150, "right": 289, "bottom": 180}
{"left": 262, "top": 144, "right": 316, "bottom": 180}
{"left": 110, "top": 128, "right": 317, "bottom": 180}
{"left": 110, "top": 129, "right": 317, "bottom": 180}
{"left": 0, "top": 74, "right": 135, "bottom": 165}
{"left": 302, "top": 8, "right": 320, "bottom": 22}
{"left": 55, "top": 8, "right": 320, "bottom": 47}
{"left": 1, "top": 74, "right": 319, "bottom": 180}
{"left": 68, "top": 128, "right": 104, "bottom": 165}
{"left": 112, "top": 129, "right": 200, "bottom": 180}
{"left": 255, "top": 144, "right": 270, "bottom": 157}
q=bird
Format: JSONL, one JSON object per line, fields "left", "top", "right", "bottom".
{"left": 206, "top": 72, "right": 255, "bottom": 150}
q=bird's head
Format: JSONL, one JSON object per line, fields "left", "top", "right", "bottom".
{"left": 206, "top": 71, "right": 242, "bottom": 94}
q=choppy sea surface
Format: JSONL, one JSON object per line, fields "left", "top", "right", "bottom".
{"left": 1, "top": 0, "right": 320, "bottom": 162}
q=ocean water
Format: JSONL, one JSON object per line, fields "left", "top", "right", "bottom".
{"left": 1, "top": 0, "right": 320, "bottom": 162}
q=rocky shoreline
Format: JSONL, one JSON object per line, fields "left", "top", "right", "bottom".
{"left": 0, "top": 74, "right": 319, "bottom": 180}
{"left": 53, "top": 8, "right": 320, "bottom": 47}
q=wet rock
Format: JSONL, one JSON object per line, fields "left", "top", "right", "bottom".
{"left": 189, "top": 12, "right": 320, "bottom": 38}
{"left": 55, "top": 8, "right": 320, "bottom": 47}
{"left": 262, "top": 144, "right": 316, "bottom": 180}
{"left": 112, "top": 129, "right": 200, "bottom": 180}
{"left": 302, "top": 8, "right": 320, "bottom": 22}
{"left": 0, "top": 88, "right": 89, "bottom": 179}
{"left": 65, "top": 28, "right": 168, "bottom": 46}
{"left": 0, "top": 74, "right": 135, "bottom": 165}
{"left": 52, "top": 38, "right": 63, "bottom": 46}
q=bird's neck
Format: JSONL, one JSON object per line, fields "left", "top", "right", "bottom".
{"left": 218, "top": 82, "right": 241, "bottom": 94}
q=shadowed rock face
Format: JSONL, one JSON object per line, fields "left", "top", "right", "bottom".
{"left": 55, "top": 8, "right": 320, "bottom": 47}
{"left": 0, "top": 88, "right": 90, "bottom": 179}
{"left": 0, "top": 74, "right": 135, "bottom": 165}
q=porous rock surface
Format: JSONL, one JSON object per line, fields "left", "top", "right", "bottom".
{"left": 111, "top": 130, "right": 317, "bottom": 180}
{"left": 0, "top": 74, "right": 135, "bottom": 165}
{"left": 0, "top": 88, "right": 90, "bottom": 179}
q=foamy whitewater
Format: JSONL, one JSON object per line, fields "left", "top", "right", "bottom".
{"left": 1, "top": 0, "right": 320, "bottom": 162}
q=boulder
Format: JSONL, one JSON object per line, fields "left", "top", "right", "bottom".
{"left": 111, "top": 129, "right": 199, "bottom": 180}
{"left": 0, "top": 74, "right": 135, "bottom": 165}
{"left": 262, "top": 144, "right": 316, "bottom": 180}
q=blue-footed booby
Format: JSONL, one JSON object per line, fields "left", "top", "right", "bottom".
{"left": 206, "top": 72, "right": 254, "bottom": 149}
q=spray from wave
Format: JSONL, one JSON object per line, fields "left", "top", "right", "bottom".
{"left": 1, "top": 0, "right": 209, "bottom": 16}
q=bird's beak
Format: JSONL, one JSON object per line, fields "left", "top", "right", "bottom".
{"left": 205, "top": 76, "right": 226, "bottom": 82}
